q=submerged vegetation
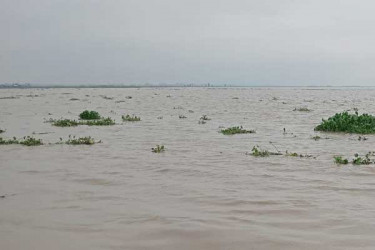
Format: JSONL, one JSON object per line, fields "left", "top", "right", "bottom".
{"left": 79, "top": 110, "right": 101, "bottom": 120}
{"left": 122, "top": 114, "right": 141, "bottom": 121}
{"left": 220, "top": 126, "right": 256, "bottom": 135}
{"left": 152, "top": 145, "right": 165, "bottom": 153}
{"left": 315, "top": 111, "right": 375, "bottom": 134}
{"left": 0, "top": 136, "right": 43, "bottom": 146}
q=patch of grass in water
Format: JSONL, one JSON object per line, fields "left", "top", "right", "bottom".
{"left": 152, "top": 145, "right": 165, "bottom": 153}
{"left": 179, "top": 115, "right": 187, "bottom": 119}
{"left": 315, "top": 111, "right": 375, "bottom": 134}
{"left": 0, "top": 129, "right": 4, "bottom": 133}
{"left": 220, "top": 126, "right": 255, "bottom": 135}
{"left": 122, "top": 115, "right": 141, "bottom": 121}
{"left": 79, "top": 110, "right": 101, "bottom": 120}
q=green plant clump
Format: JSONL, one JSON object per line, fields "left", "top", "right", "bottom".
{"left": 83, "top": 117, "right": 115, "bottom": 126}
{"left": 122, "top": 115, "right": 141, "bottom": 121}
{"left": 152, "top": 145, "right": 165, "bottom": 153}
{"left": 52, "top": 117, "right": 115, "bottom": 127}
{"left": 315, "top": 111, "right": 375, "bottom": 134}
{"left": 0, "top": 129, "right": 4, "bottom": 133}
{"left": 251, "top": 146, "right": 270, "bottom": 157}
{"left": 53, "top": 119, "right": 79, "bottom": 127}
{"left": 65, "top": 136, "right": 96, "bottom": 145}
{"left": 221, "top": 126, "right": 255, "bottom": 135}
{"left": 79, "top": 110, "right": 101, "bottom": 120}
{"left": 0, "top": 136, "right": 42, "bottom": 146}
{"left": 334, "top": 156, "right": 349, "bottom": 164}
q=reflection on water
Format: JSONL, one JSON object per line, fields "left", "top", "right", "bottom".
{"left": 1, "top": 87, "right": 375, "bottom": 250}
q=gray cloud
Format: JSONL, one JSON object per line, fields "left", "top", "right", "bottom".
{"left": 1, "top": 0, "right": 375, "bottom": 85}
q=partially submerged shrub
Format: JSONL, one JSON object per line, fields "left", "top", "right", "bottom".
{"left": 79, "top": 110, "right": 101, "bottom": 120}
{"left": 0, "top": 136, "right": 42, "bottom": 146}
{"left": 122, "top": 114, "right": 141, "bottom": 121}
{"left": 221, "top": 126, "right": 255, "bottom": 135}
{"left": 152, "top": 145, "right": 165, "bottom": 153}
{"left": 315, "top": 111, "right": 375, "bottom": 134}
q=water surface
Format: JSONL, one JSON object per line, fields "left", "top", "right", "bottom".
{"left": 1, "top": 87, "right": 375, "bottom": 249}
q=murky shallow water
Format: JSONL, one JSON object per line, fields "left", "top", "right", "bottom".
{"left": 1, "top": 87, "right": 375, "bottom": 249}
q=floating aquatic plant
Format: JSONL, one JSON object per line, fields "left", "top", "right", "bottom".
{"left": 84, "top": 117, "right": 115, "bottom": 126}
{"left": 79, "top": 110, "right": 101, "bottom": 120}
{"left": 315, "top": 111, "right": 375, "bottom": 134}
{"left": 248, "top": 146, "right": 282, "bottom": 157}
{"left": 179, "top": 115, "right": 187, "bottom": 119}
{"left": 220, "top": 126, "right": 255, "bottom": 135}
{"left": 0, "top": 136, "right": 43, "bottom": 146}
{"left": 65, "top": 136, "right": 97, "bottom": 145}
{"left": 293, "top": 107, "right": 311, "bottom": 112}
{"left": 334, "top": 152, "right": 375, "bottom": 165}
{"left": 358, "top": 136, "right": 368, "bottom": 141}
{"left": 52, "top": 119, "right": 79, "bottom": 127}
{"left": 200, "top": 115, "right": 210, "bottom": 121}
{"left": 312, "top": 135, "right": 321, "bottom": 141}
{"left": 122, "top": 114, "right": 141, "bottom": 121}
{"left": 0, "top": 129, "right": 4, "bottom": 133}
{"left": 52, "top": 117, "right": 115, "bottom": 127}
{"left": 152, "top": 145, "right": 165, "bottom": 153}
{"left": 285, "top": 151, "right": 314, "bottom": 158}
{"left": 334, "top": 156, "right": 349, "bottom": 165}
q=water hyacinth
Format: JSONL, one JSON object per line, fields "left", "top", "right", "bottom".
{"left": 315, "top": 111, "right": 375, "bottom": 134}
{"left": 152, "top": 145, "right": 165, "bottom": 153}
{"left": 0, "top": 136, "right": 43, "bottom": 146}
{"left": 122, "top": 114, "right": 141, "bottom": 121}
{"left": 220, "top": 126, "right": 255, "bottom": 135}
{"left": 79, "top": 110, "right": 101, "bottom": 120}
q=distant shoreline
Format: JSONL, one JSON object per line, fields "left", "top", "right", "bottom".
{"left": 1, "top": 84, "right": 375, "bottom": 89}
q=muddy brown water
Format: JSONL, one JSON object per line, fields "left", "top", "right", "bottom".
{"left": 1, "top": 87, "right": 375, "bottom": 250}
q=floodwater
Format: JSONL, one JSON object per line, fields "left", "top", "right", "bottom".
{"left": 1, "top": 87, "right": 375, "bottom": 250}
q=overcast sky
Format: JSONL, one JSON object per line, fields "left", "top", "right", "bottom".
{"left": 1, "top": 0, "right": 375, "bottom": 86}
